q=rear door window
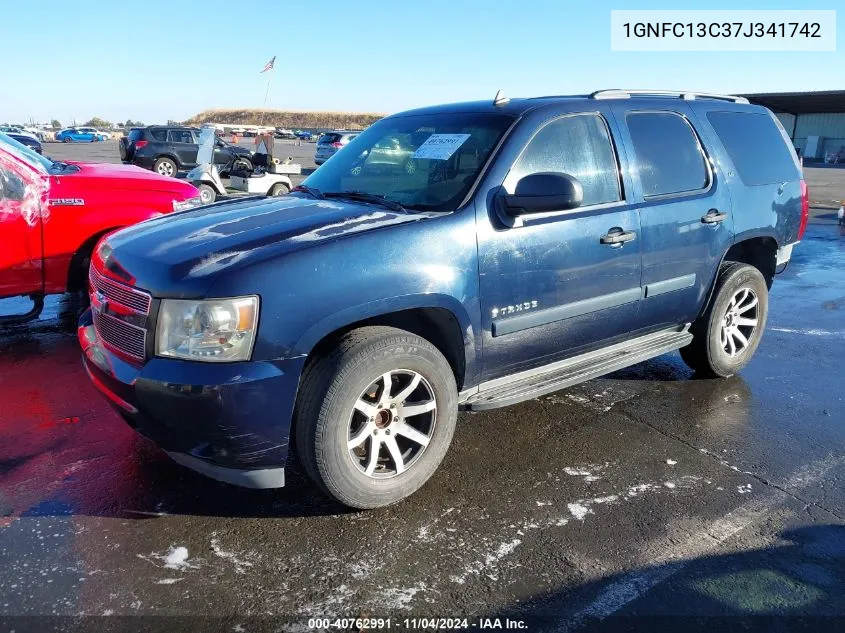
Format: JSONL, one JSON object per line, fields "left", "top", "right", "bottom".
{"left": 168, "top": 130, "right": 194, "bottom": 144}
{"left": 509, "top": 113, "right": 622, "bottom": 207}
{"left": 707, "top": 111, "right": 800, "bottom": 185}
{"left": 625, "top": 112, "right": 709, "bottom": 197}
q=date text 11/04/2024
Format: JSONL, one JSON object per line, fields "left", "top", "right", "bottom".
{"left": 306, "top": 618, "right": 528, "bottom": 629}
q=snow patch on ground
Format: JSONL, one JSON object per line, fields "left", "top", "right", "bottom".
{"left": 568, "top": 503, "right": 593, "bottom": 521}
{"left": 371, "top": 582, "right": 428, "bottom": 610}
{"left": 449, "top": 539, "right": 522, "bottom": 585}
{"left": 770, "top": 327, "right": 845, "bottom": 338}
{"left": 155, "top": 578, "right": 183, "bottom": 585}
{"left": 165, "top": 546, "right": 189, "bottom": 569}
{"left": 210, "top": 536, "right": 255, "bottom": 574}
{"left": 666, "top": 459, "right": 678, "bottom": 465}
{"left": 137, "top": 545, "right": 199, "bottom": 571}
{"left": 737, "top": 484, "right": 753, "bottom": 494}
{"left": 563, "top": 462, "right": 611, "bottom": 483}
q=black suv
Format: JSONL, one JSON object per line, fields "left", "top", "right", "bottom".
{"left": 120, "top": 126, "right": 254, "bottom": 177}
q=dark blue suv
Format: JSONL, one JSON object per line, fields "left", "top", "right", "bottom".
{"left": 79, "top": 89, "right": 808, "bottom": 508}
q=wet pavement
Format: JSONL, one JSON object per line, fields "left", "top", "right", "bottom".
{"left": 1, "top": 219, "right": 845, "bottom": 632}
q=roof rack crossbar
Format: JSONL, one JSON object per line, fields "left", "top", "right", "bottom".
{"left": 591, "top": 89, "right": 749, "bottom": 104}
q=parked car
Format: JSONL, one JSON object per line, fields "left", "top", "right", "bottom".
{"left": 79, "top": 90, "right": 808, "bottom": 509}
{"left": 274, "top": 128, "right": 295, "bottom": 139}
{"left": 0, "top": 131, "right": 199, "bottom": 323}
{"left": 55, "top": 128, "right": 108, "bottom": 143}
{"left": 120, "top": 125, "right": 254, "bottom": 177}
{"left": 78, "top": 127, "right": 112, "bottom": 140}
{"left": 7, "top": 133, "right": 42, "bottom": 154}
{"left": 314, "top": 131, "right": 359, "bottom": 165}
{"left": 0, "top": 126, "right": 38, "bottom": 142}
{"left": 294, "top": 130, "right": 314, "bottom": 141}
{"left": 348, "top": 132, "right": 424, "bottom": 175}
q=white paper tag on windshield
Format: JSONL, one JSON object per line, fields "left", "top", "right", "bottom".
{"left": 411, "top": 134, "right": 471, "bottom": 160}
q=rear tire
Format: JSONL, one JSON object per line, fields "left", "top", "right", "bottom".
{"left": 63, "top": 136, "right": 71, "bottom": 143}
{"left": 269, "top": 182, "right": 289, "bottom": 196}
{"left": 294, "top": 326, "right": 458, "bottom": 509}
{"left": 198, "top": 184, "right": 216, "bottom": 204}
{"left": 154, "top": 157, "right": 177, "bottom": 178}
{"left": 680, "top": 262, "right": 768, "bottom": 378}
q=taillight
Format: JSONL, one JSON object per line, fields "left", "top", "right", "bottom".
{"left": 331, "top": 141, "right": 343, "bottom": 148}
{"left": 798, "top": 179, "right": 809, "bottom": 240}
{"left": 134, "top": 140, "right": 148, "bottom": 149}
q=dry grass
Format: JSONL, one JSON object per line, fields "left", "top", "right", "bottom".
{"left": 185, "top": 108, "right": 385, "bottom": 130}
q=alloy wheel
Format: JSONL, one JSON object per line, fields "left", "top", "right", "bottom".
{"left": 719, "top": 287, "right": 759, "bottom": 357}
{"left": 347, "top": 370, "right": 436, "bottom": 478}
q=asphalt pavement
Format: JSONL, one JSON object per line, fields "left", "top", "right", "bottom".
{"left": 1, "top": 143, "right": 845, "bottom": 631}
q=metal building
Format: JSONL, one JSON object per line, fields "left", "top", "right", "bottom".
{"left": 742, "top": 91, "right": 845, "bottom": 163}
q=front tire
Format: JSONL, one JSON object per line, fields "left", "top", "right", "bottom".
{"left": 680, "top": 263, "right": 769, "bottom": 377}
{"left": 295, "top": 326, "right": 458, "bottom": 509}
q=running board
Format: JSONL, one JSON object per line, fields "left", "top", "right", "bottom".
{"left": 461, "top": 328, "right": 692, "bottom": 411}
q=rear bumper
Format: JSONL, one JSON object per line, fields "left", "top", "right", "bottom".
{"left": 132, "top": 155, "right": 156, "bottom": 169}
{"left": 78, "top": 309, "right": 305, "bottom": 488}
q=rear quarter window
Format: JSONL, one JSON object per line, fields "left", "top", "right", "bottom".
{"left": 706, "top": 111, "right": 800, "bottom": 186}
{"left": 149, "top": 129, "right": 167, "bottom": 142}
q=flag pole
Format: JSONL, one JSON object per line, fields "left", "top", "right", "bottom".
{"left": 260, "top": 67, "right": 273, "bottom": 126}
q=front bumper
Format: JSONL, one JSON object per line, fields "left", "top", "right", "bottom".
{"left": 78, "top": 309, "right": 305, "bottom": 488}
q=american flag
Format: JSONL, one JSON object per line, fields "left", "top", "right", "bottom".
{"left": 260, "top": 56, "right": 276, "bottom": 73}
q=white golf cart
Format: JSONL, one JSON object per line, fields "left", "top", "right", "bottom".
{"left": 187, "top": 127, "right": 300, "bottom": 204}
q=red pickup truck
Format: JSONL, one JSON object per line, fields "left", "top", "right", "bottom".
{"left": 0, "top": 133, "right": 200, "bottom": 323}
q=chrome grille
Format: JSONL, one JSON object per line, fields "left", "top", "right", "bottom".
{"left": 89, "top": 266, "right": 151, "bottom": 362}
{"left": 92, "top": 308, "right": 147, "bottom": 361}
{"left": 89, "top": 267, "right": 152, "bottom": 315}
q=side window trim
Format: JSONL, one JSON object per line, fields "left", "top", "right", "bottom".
{"left": 505, "top": 111, "right": 626, "bottom": 211}
{"left": 625, "top": 110, "right": 714, "bottom": 201}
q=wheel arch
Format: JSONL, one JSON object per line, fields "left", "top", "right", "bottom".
{"left": 698, "top": 233, "right": 779, "bottom": 318}
{"left": 297, "top": 297, "right": 476, "bottom": 392}
{"left": 66, "top": 227, "right": 123, "bottom": 291}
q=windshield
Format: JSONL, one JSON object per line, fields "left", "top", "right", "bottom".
{"left": 0, "top": 131, "right": 52, "bottom": 173}
{"left": 302, "top": 112, "right": 513, "bottom": 211}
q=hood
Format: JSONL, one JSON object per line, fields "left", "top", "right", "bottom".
{"left": 64, "top": 161, "right": 195, "bottom": 194}
{"left": 231, "top": 146, "right": 253, "bottom": 155}
{"left": 104, "top": 195, "right": 432, "bottom": 297}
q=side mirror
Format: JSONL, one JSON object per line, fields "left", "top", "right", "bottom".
{"left": 502, "top": 172, "right": 583, "bottom": 216}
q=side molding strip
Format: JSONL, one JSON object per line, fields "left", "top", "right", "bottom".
{"left": 492, "top": 287, "right": 641, "bottom": 337}
{"left": 644, "top": 274, "right": 696, "bottom": 298}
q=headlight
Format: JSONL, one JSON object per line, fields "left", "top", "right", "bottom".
{"left": 173, "top": 195, "right": 203, "bottom": 211}
{"left": 156, "top": 296, "right": 259, "bottom": 362}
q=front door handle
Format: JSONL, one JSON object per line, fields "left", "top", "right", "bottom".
{"left": 701, "top": 209, "right": 728, "bottom": 224}
{"left": 601, "top": 228, "right": 637, "bottom": 246}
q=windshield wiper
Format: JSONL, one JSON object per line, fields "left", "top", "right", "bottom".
{"left": 291, "top": 185, "right": 325, "bottom": 199}
{"left": 323, "top": 191, "right": 405, "bottom": 213}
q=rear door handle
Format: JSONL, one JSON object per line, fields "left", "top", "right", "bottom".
{"left": 701, "top": 209, "right": 728, "bottom": 224}
{"left": 600, "top": 228, "right": 637, "bottom": 246}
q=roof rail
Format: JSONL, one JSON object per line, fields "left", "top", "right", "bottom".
{"left": 591, "top": 89, "right": 749, "bottom": 104}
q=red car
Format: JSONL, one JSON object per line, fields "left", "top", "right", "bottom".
{"left": 0, "top": 132, "right": 200, "bottom": 323}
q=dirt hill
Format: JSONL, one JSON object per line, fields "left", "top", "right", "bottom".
{"left": 185, "top": 108, "right": 385, "bottom": 130}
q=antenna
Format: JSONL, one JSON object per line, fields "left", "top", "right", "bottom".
{"left": 493, "top": 89, "right": 510, "bottom": 106}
